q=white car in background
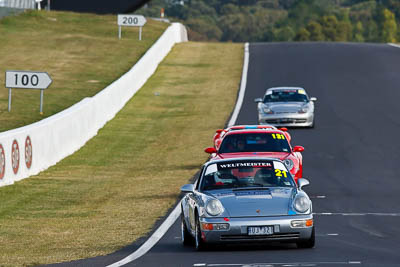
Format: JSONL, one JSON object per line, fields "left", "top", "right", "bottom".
{"left": 255, "top": 87, "right": 317, "bottom": 128}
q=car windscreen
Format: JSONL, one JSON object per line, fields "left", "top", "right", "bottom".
{"left": 264, "top": 89, "right": 308, "bottom": 103}
{"left": 200, "top": 160, "right": 295, "bottom": 191}
{"left": 219, "top": 133, "right": 291, "bottom": 153}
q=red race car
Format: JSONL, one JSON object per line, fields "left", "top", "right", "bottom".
{"left": 212, "top": 125, "right": 291, "bottom": 150}
{"left": 205, "top": 127, "right": 304, "bottom": 182}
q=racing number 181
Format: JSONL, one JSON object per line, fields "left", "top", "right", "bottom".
{"left": 272, "top": 134, "right": 285, "bottom": 140}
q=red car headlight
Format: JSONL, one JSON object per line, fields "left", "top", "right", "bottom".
{"left": 283, "top": 158, "right": 294, "bottom": 170}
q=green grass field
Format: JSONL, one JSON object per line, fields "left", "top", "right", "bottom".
{"left": 0, "top": 10, "right": 168, "bottom": 131}
{"left": 0, "top": 10, "right": 243, "bottom": 266}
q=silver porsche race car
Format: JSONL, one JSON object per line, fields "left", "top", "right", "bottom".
{"left": 180, "top": 158, "right": 315, "bottom": 250}
{"left": 254, "top": 87, "right": 317, "bottom": 127}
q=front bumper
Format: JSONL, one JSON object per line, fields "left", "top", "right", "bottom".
{"left": 258, "top": 112, "right": 314, "bottom": 127}
{"left": 200, "top": 214, "right": 313, "bottom": 244}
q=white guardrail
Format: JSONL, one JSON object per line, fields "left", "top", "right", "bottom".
{"left": 0, "top": 22, "right": 188, "bottom": 187}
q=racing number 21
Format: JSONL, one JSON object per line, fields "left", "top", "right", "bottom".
{"left": 14, "top": 74, "right": 39, "bottom": 87}
{"left": 275, "top": 169, "right": 287, "bottom": 178}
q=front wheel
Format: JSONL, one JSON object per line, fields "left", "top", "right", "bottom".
{"left": 309, "top": 117, "right": 315, "bottom": 128}
{"left": 181, "top": 214, "right": 193, "bottom": 246}
{"left": 297, "top": 226, "right": 315, "bottom": 248}
{"left": 195, "top": 218, "right": 208, "bottom": 251}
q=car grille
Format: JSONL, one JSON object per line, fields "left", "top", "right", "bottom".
{"left": 265, "top": 119, "right": 307, "bottom": 124}
{"left": 275, "top": 111, "right": 296, "bottom": 114}
{"left": 220, "top": 233, "right": 300, "bottom": 241}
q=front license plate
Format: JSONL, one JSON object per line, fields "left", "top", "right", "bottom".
{"left": 247, "top": 226, "right": 274, "bottom": 235}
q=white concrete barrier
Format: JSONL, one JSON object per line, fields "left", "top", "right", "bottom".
{"left": 0, "top": 22, "right": 188, "bottom": 187}
{"left": 0, "top": 0, "right": 35, "bottom": 9}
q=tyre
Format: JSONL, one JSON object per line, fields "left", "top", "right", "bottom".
{"left": 297, "top": 226, "right": 315, "bottom": 248}
{"left": 181, "top": 213, "right": 194, "bottom": 246}
{"left": 309, "top": 117, "right": 315, "bottom": 128}
{"left": 195, "top": 217, "right": 208, "bottom": 251}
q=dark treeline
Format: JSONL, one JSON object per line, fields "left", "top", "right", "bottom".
{"left": 136, "top": 0, "right": 400, "bottom": 42}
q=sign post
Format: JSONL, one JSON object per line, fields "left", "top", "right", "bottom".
{"left": 5, "top": 71, "right": 52, "bottom": 114}
{"left": 8, "top": 88, "right": 12, "bottom": 112}
{"left": 117, "top": 15, "right": 147, "bottom": 40}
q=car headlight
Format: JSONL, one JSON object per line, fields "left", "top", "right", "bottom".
{"left": 263, "top": 106, "right": 274, "bottom": 114}
{"left": 283, "top": 159, "right": 294, "bottom": 170}
{"left": 293, "top": 195, "right": 310, "bottom": 213}
{"left": 205, "top": 199, "right": 224, "bottom": 216}
{"left": 298, "top": 105, "right": 309, "bottom": 114}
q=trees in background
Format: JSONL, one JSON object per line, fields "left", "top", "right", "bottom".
{"left": 379, "top": 8, "right": 397, "bottom": 42}
{"left": 137, "top": 0, "right": 400, "bottom": 43}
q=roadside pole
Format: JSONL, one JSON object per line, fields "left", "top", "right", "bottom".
{"left": 8, "top": 88, "right": 12, "bottom": 112}
{"left": 40, "top": 89, "right": 44, "bottom": 113}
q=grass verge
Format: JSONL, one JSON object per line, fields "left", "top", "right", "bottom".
{"left": 0, "top": 10, "right": 167, "bottom": 132}
{"left": 0, "top": 41, "right": 243, "bottom": 266}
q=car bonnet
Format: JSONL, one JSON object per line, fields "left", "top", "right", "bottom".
{"left": 215, "top": 152, "right": 291, "bottom": 160}
{"left": 265, "top": 102, "right": 308, "bottom": 112}
{"left": 208, "top": 187, "right": 295, "bottom": 217}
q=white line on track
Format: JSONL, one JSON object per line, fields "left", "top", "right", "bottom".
{"left": 106, "top": 204, "right": 181, "bottom": 267}
{"left": 317, "top": 233, "right": 339, "bottom": 237}
{"left": 107, "top": 43, "right": 250, "bottom": 266}
{"left": 310, "top": 195, "right": 326, "bottom": 199}
{"left": 193, "top": 261, "right": 362, "bottom": 266}
{"left": 314, "top": 212, "right": 400, "bottom": 216}
{"left": 228, "top": 42, "right": 250, "bottom": 127}
{"left": 388, "top": 43, "right": 400, "bottom": 49}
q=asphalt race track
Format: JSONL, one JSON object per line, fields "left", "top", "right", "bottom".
{"left": 51, "top": 43, "right": 400, "bottom": 266}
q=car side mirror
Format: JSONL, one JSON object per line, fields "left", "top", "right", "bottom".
{"left": 310, "top": 97, "right": 317, "bottom": 102}
{"left": 293, "top": 146, "right": 304, "bottom": 152}
{"left": 254, "top": 98, "right": 263, "bottom": 103}
{"left": 279, "top": 127, "right": 288, "bottom": 132}
{"left": 204, "top": 147, "right": 217, "bottom": 154}
{"left": 297, "top": 178, "right": 310, "bottom": 190}
{"left": 216, "top": 129, "right": 223, "bottom": 134}
{"left": 181, "top": 184, "right": 194, "bottom": 193}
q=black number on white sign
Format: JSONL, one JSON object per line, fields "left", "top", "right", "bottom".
{"left": 31, "top": 75, "right": 39, "bottom": 86}
{"left": 123, "top": 16, "right": 139, "bottom": 25}
{"left": 14, "top": 74, "right": 40, "bottom": 87}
